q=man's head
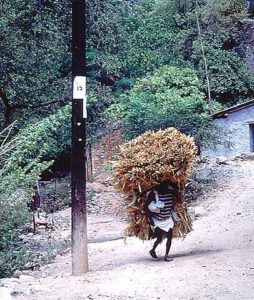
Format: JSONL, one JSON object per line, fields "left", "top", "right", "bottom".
{"left": 157, "top": 181, "right": 173, "bottom": 193}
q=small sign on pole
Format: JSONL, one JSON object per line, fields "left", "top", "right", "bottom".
{"left": 73, "top": 76, "right": 87, "bottom": 118}
{"left": 73, "top": 76, "right": 86, "bottom": 99}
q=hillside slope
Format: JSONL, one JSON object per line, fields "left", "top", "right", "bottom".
{"left": 1, "top": 160, "right": 254, "bottom": 300}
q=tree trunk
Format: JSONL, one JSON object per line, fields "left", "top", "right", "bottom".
{"left": 0, "top": 89, "right": 13, "bottom": 126}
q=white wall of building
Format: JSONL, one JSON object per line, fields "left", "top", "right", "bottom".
{"left": 202, "top": 105, "right": 254, "bottom": 159}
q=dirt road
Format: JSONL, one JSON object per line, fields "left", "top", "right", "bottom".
{"left": 2, "top": 161, "right": 254, "bottom": 300}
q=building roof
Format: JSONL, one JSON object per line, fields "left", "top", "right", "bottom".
{"left": 211, "top": 99, "right": 254, "bottom": 119}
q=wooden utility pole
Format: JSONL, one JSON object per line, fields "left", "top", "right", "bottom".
{"left": 71, "top": 0, "right": 88, "bottom": 275}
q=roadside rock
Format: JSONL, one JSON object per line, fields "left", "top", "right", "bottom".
{"left": 35, "top": 218, "right": 48, "bottom": 226}
{"left": 194, "top": 206, "right": 206, "bottom": 218}
{"left": 216, "top": 156, "right": 228, "bottom": 164}
{"left": 20, "top": 270, "right": 31, "bottom": 276}
{"left": 36, "top": 225, "right": 46, "bottom": 235}
{"left": 12, "top": 270, "right": 22, "bottom": 279}
{"left": 195, "top": 164, "right": 213, "bottom": 182}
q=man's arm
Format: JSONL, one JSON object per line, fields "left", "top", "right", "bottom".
{"left": 144, "top": 190, "right": 155, "bottom": 226}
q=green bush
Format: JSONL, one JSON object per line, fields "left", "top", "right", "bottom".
{"left": 0, "top": 185, "right": 31, "bottom": 278}
{"left": 0, "top": 167, "right": 50, "bottom": 278}
{"left": 0, "top": 189, "right": 30, "bottom": 247}
{"left": 0, "top": 242, "right": 28, "bottom": 278}
{"left": 108, "top": 65, "right": 222, "bottom": 148}
{"left": 0, "top": 105, "right": 71, "bottom": 277}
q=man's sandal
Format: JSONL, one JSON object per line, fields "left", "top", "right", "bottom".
{"left": 149, "top": 249, "right": 157, "bottom": 258}
{"left": 164, "top": 256, "right": 173, "bottom": 262}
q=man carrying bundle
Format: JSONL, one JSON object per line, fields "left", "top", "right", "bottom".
{"left": 113, "top": 128, "right": 196, "bottom": 254}
{"left": 144, "top": 181, "right": 174, "bottom": 262}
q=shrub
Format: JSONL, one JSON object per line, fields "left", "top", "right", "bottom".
{"left": 0, "top": 189, "right": 30, "bottom": 248}
{"left": 0, "top": 105, "right": 70, "bottom": 277}
{"left": 108, "top": 65, "right": 222, "bottom": 149}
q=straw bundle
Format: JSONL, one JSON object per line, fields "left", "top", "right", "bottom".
{"left": 113, "top": 128, "right": 196, "bottom": 195}
{"left": 113, "top": 128, "right": 197, "bottom": 239}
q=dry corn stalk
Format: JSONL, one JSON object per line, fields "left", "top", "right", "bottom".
{"left": 113, "top": 128, "right": 197, "bottom": 196}
{"left": 172, "top": 202, "right": 193, "bottom": 238}
{"left": 113, "top": 128, "right": 196, "bottom": 240}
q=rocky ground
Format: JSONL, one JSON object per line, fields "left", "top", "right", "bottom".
{"left": 0, "top": 157, "right": 254, "bottom": 300}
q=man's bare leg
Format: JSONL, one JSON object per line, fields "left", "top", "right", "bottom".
{"left": 164, "top": 229, "right": 173, "bottom": 262}
{"left": 149, "top": 227, "right": 163, "bottom": 258}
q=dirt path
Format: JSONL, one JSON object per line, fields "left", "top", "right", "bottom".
{"left": 2, "top": 161, "right": 254, "bottom": 300}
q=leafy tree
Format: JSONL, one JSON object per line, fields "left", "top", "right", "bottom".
{"left": 0, "top": 105, "right": 71, "bottom": 214}
{"left": 193, "top": 45, "right": 254, "bottom": 104}
{"left": 87, "top": 0, "right": 131, "bottom": 78}
{"left": 123, "top": 1, "right": 182, "bottom": 77}
{"left": 0, "top": 0, "right": 71, "bottom": 128}
{"left": 108, "top": 66, "right": 222, "bottom": 148}
{"left": 121, "top": 0, "right": 254, "bottom": 103}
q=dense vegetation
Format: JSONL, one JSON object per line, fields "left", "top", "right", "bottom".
{"left": 0, "top": 0, "right": 254, "bottom": 277}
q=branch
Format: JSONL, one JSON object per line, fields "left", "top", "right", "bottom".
{"left": 0, "top": 88, "right": 13, "bottom": 125}
{"left": 195, "top": 1, "right": 212, "bottom": 113}
{"left": 11, "top": 99, "right": 64, "bottom": 110}
{"left": 0, "top": 122, "right": 17, "bottom": 147}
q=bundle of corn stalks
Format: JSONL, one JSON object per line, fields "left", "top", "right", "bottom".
{"left": 112, "top": 128, "right": 197, "bottom": 239}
